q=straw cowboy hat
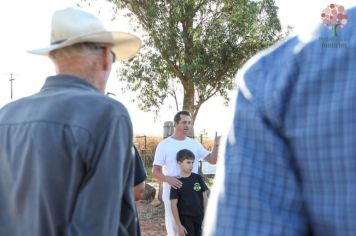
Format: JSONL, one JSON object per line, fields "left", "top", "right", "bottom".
{"left": 28, "top": 7, "right": 141, "bottom": 61}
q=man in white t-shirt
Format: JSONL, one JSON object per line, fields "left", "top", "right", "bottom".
{"left": 152, "top": 110, "right": 220, "bottom": 236}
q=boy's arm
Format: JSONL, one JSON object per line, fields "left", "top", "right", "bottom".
{"left": 198, "top": 174, "right": 209, "bottom": 214}
{"left": 171, "top": 199, "right": 187, "bottom": 236}
{"left": 203, "top": 190, "right": 209, "bottom": 213}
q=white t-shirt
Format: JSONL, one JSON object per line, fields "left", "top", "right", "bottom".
{"left": 153, "top": 136, "right": 210, "bottom": 201}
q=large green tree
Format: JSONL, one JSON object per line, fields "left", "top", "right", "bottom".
{"left": 83, "top": 0, "right": 286, "bottom": 129}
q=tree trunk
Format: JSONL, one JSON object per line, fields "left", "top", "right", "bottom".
{"left": 182, "top": 81, "right": 195, "bottom": 137}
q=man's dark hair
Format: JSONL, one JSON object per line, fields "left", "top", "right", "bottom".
{"left": 176, "top": 149, "right": 195, "bottom": 162}
{"left": 173, "top": 110, "right": 191, "bottom": 124}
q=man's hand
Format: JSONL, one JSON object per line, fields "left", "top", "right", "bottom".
{"left": 213, "top": 131, "right": 221, "bottom": 147}
{"left": 165, "top": 176, "right": 182, "bottom": 189}
{"left": 204, "top": 132, "right": 221, "bottom": 164}
{"left": 152, "top": 165, "right": 182, "bottom": 188}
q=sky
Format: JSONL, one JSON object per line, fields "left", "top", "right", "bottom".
{"left": 0, "top": 0, "right": 355, "bottom": 138}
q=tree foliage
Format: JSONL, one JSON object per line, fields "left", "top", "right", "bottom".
{"left": 82, "top": 0, "right": 286, "bottom": 126}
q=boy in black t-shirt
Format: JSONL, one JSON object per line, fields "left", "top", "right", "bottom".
{"left": 170, "top": 149, "right": 209, "bottom": 236}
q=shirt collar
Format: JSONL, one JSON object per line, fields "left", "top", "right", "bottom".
{"left": 41, "top": 74, "right": 99, "bottom": 93}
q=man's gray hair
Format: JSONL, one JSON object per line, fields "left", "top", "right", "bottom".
{"left": 49, "top": 42, "right": 105, "bottom": 60}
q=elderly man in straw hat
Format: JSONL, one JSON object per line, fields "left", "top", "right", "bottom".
{"left": 0, "top": 7, "right": 141, "bottom": 236}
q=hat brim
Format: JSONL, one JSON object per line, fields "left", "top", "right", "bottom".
{"left": 27, "top": 31, "right": 141, "bottom": 61}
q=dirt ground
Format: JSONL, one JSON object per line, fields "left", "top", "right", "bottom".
{"left": 136, "top": 181, "right": 166, "bottom": 236}
{"left": 137, "top": 199, "right": 166, "bottom": 236}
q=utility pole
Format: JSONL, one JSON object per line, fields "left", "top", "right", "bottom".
{"left": 9, "top": 73, "right": 15, "bottom": 100}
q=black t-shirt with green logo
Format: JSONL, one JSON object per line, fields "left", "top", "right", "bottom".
{"left": 170, "top": 173, "right": 208, "bottom": 217}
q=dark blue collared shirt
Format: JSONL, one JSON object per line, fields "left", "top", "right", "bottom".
{"left": 0, "top": 75, "right": 136, "bottom": 236}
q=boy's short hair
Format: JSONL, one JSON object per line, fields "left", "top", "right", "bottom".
{"left": 176, "top": 149, "right": 195, "bottom": 162}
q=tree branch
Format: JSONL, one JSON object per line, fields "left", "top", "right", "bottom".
{"left": 123, "top": 1, "right": 184, "bottom": 80}
{"left": 193, "top": 0, "right": 209, "bottom": 14}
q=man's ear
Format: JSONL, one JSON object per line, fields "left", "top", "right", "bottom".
{"left": 101, "top": 47, "right": 110, "bottom": 71}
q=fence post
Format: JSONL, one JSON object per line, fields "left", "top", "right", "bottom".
{"left": 163, "top": 121, "right": 174, "bottom": 138}
{"left": 135, "top": 135, "right": 147, "bottom": 165}
{"left": 158, "top": 121, "right": 174, "bottom": 203}
{"left": 198, "top": 133, "right": 203, "bottom": 175}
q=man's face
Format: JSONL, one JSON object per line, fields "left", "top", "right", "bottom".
{"left": 175, "top": 115, "right": 192, "bottom": 135}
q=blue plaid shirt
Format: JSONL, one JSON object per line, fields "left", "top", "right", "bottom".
{"left": 205, "top": 6, "right": 356, "bottom": 236}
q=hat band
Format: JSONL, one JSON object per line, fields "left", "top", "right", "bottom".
{"left": 51, "top": 40, "right": 65, "bottom": 45}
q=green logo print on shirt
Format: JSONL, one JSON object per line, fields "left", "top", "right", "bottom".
{"left": 193, "top": 182, "right": 201, "bottom": 191}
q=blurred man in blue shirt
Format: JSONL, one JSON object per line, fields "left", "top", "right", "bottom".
{"left": 205, "top": 5, "right": 356, "bottom": 236}
{"left": 0, "top": 7, "right": 141, "bottom": 236}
